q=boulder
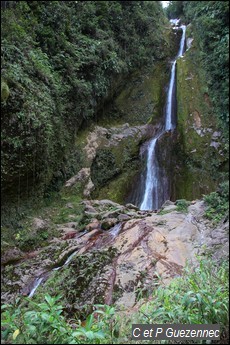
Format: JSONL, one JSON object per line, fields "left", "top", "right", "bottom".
{"left": 2, "top": 248, "right": 24, "bottom": 266}
{"left": 125, "top": 203, "right": 139, "bottom": 211}
{"left": 101, "top": 218, "right": 118, "bottom": 230}
{"left": 85, "top": 219, "right": 100, "bottom": 231}
{"left": 118, "top": 214, "right": 131, "bottom": 222}
{"left": 32, "top": 218, "right": 49, "bottom": 231}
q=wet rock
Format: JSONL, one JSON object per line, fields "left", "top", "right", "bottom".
{"left": 162, "top": 204, "right": 177, "bottom": 212}
{"left": 162, "top": 200, "right": 174, "bottom": 207}
{"left": 84, "top": 204, "right": 97, "bottom": 213}
{"left": 186, "top": 37, "right": 193, "bottom": 50}
{"left": 125, "top": 203, "right": 139, "bottom": 211}
{"left": 102, "top": 211, "right": 120, "bottom": 219}
{"left": 118, "top": 214, "right": 131, "bottom": 222}
{"left": 2, "top": 199, "right": 228, "bottom": 312}
{"left": 212, "top": 131, "right": 221, "bottom": 139}
{"left": 101, "top": 218, "right": 118, "bottom": 230}
{"left": 61, "top": 230, "right": 79, "bottom": 240}
{"left": 126, "top": 211, "right": 140, "bottom": 218}
{"left": 210, "top": 141, "right": 220, "bottom": 149}
{"left": 96, "top": 199, "right": 120, "bottom": 207}
{"left": 65, "top": 168, "right": 90, "bottom": 187}
{"left": 83, "top": 178, "right": 94, "bottom": 197}
{"left": 85, "top": 219, "right": 100, "bottom": 231}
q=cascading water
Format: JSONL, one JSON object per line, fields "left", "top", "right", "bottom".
{"left": 140, "top": 136, "right": 160, "bottom": 210}
{"left": 178, "top": 25, "right": 186, "bottom": 58}
{"left": 165, "top": 60, "right": 176, "bottom": 131}
{"left": 26, "top": 223, "right": 123, "bottom": 298}
{"left": 140, "top": 24, "right": 186, "bottom": 211}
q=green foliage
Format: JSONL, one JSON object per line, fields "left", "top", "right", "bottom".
{"left": 175, "top": 199, "right": 190, "bottom": 212}
{"left": 139, "top": 258, "right": 229, "bottom": 340}
{"left": 1, "top": 295, "right": 116, "bottom": 344}
{"left": 166, "top": 1, "right": 185, "bottom": 19}
{"left": 1, "top": 0, "right": 170, "bottom": 212}
{"left": 34, "top": 248, "right": 118, "bottom": 318}
{"left": 204, "top": 181, "right": 229, "bottom": 223}
{"left": 1, "top": 79, "right": 10, "bottom": 101}
{"left": 2, "top": 259, "right": 229, "bottom": 344}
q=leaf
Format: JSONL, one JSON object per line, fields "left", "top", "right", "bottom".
{"left": 85, "top": 314, "right": 94, "bottom": 329}
{"left": 13, "top": 329, "right": 20, "bottom": 340}
{"left": 45, "top": 294, "right": 54, "bottom": 307}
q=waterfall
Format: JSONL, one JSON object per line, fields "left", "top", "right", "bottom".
{"left": 140, "top": 24, "right": 186, "bottom": 211}
{"left": 178, "top": 25, "right": 186, "bottom": 57}
{"left": 165, "top": 60, "right": 176, "bottom": 131}
{"left": 140, "top": 136, "right": 159, "bottom": 210}
{"left": 28, "top": 277, "right": 44, "bottom": 298}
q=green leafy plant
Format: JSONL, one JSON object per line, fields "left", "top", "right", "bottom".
{"left": 1, "top": 295, "right": 113, "bottom": 344}
{"left": 138, "top": 258, "right": 229, "bottom": 341}
{"left": 175, "top": 199, "right": 190, "bottom": 213}
{"left": 204, "top": 181, "right": 229, "bottom": 222}
{"left": 2, "top": 258, "right": 229, "bottom": 344}
{"left": 1, "top": 295, "right": 73, "bottom": 344}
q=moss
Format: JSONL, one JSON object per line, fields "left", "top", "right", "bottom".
{"left": 90, "top": 127, "right": 142, "bottom": 203}
{"left": 1, "top": 80, "right": 10, "bottom": 101}
{"left": 114, "top": 63, "right": 169, "bottom": 126}
{"left": 33, "top": 248, "right": 118, "bottom": 318}
{"left": 91, "top": 149, "right": 119, "bottom": 189}
{"left": 96, "top": 165, "right": 139, "bottom": 204}
{"left": 176, "top": 44, "right": 225, "bottom": 163}
{"left": 174, "top": 40, "right": 224, "bottom": 200}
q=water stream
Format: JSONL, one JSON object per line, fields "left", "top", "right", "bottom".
{"left": 140, "top": 24, "right": 186, "bottom": 211}
{"left": 27, "top": 223, "right": 123, "bottom": 297}
{"left": 28, "top": 251, "right": 78, "bottom": 298}
{"left": 28, "top": 277, "right": 44, "bottom": 298}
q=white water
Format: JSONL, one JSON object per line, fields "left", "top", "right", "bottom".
{"left": 165, "top": 60, "right": 176, "bottom": 131}
{"left": 28, "top": 247, "right": 81, "bottom": 296}
{"left": 140, "top": 24, "right": 186, "bottom": 211}
{"left": 109, "top": 223, "right": 122, "bottom": 238}
{"left": 178, "top": 25, "right": 186, "bottom": 57}
{"left": 140, "top": 136, "right": 160, "bottom": 210}
{"left": 63, "top": 250, "right": 78, "bottom": 265}
{"left": 28, "top": 277, "right": 44, "bottom": 298}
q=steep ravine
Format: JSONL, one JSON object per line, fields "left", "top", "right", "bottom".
{"left": 62, "top": 22, "right": 225, "bottom": 209}
{"left": 1, "top": 18, "right": 228, "bottom": 327}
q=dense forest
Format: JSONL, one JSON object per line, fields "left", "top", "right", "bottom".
{"left": 1, "top": 1, "right": 229, "bottom": 344}
{"left": 1, "top": 1, "right": 171, "bottom": 207}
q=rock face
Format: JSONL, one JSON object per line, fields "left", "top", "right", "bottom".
{"left": 65, "top": 123, "right": 156, "bottom": 202}
{"left": 174, "top": 27, "right": 227, "bottom": 201}
{"left": 1, "top": 199, "right": 228, "bottom": 313}
{"left": 63, "top": 59, "right": 171, "bottom": 204}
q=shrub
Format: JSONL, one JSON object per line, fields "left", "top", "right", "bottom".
{"left": 2, "top": 258, "right": 229, "bottom": 344}
{"left": 175, "top": 199, "right": 190, "bottom": 212}
{"left": 138, "top": 258, "right": 229, "bottom": 342}
{"left": 1, "top": 295, "right": 115, "bottom": 344}
{"left": 204, "top": 181, "right": 229, "bottom": 222}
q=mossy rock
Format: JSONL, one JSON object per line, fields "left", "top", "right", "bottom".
{"left": 33, "top": 248, "right": 118, "bottom": 318}
{"left": 173, "top": 40, "right": 223, "bottom": 200}
{"left": 1, "top": 80, "right": 10, "bottom": 102}
{"left": 114, "top": 63, "right": 169, "bottom": 126}
{"left": 96, "top": 164, "right": 140, "bottom": 204}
